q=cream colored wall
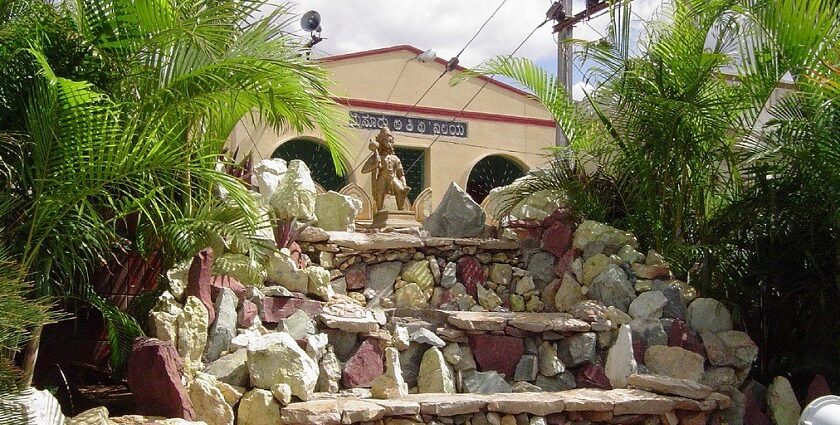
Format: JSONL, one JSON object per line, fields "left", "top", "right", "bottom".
{"left": 228, "top": 47, "right": 556, "bottom": 207}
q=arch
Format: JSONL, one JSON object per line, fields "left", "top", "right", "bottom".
{"left": 272, "top": 137, "right": 349, "bottom": 192}
{"left": 466, "top": 154, "right": 528, "bottom": 205}
{"left": 339, "top": 183, "right": 374, "bottom": 221}
{"left": 413, "top": 187, "right": 433, "bottom": 223}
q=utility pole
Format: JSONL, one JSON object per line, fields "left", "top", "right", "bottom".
{"left": 548, "top": 0, "right": 614, "bottom": 147}
{"left": 548, "top": 0, "right": 573, "bottom": 146}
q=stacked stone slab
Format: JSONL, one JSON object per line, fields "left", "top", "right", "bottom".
{"left": 133, "top": 189, "right": 757, "bottom": 424}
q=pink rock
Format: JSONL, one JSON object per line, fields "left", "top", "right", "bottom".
{"left": 341, "top": 338, "right": 384, "bottom": 388}
{"left": 238, "top": 299, "right": 257, "bottom": 328}
{"left": 508, "top": 220, "right": 543, "bottom": 243}
{"left": 807, "top": 374, "right": 832, "bottom": 404}
{"left": 344, "top": 264, "right": 368, "bottom": 290}
{"left": 127, "top": 338, "right": 195, "bottom": 420}
{"left": 468, "top": 334, "right": 524, "bottom": 378}
{"left": 541, "top": 221, "right": 574, "bottom": 259}
{"left": 289, "top": 242, "right": 306, "bottom": 269}
{"left": 668, "top": 319, "right": 705, "bottom": 356}
{"left": 575, "top": 363, "right": 612, "bottom": 390}
{"left": 540, "top": 208, "right": 575, "bottom": 229}
{"left": 211, "top": 275, "right": 246, "bottom": 305}
{"left": 260, "top": 297, "right": 324, "bottom": 323}
{"left": 632, "top": 340, "right": 647, "bottom": 365}
{"left": 744, "top": 387, "right": 771, "bottom": 425}
{"left": 553, "top": 248, "right": 580, "bottom": 277}
{"left": 457, "top": 256, "right": 486, "bottom": 299}
{"left": 186, "top": 248, "right": 215, "bottom": 325}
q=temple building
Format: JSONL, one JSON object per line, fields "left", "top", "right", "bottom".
{"left": 228, "top": 45, "right": 556, "bottom": 221}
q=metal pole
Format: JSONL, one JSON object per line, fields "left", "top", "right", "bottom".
{"left": 555, "top": 0, "right": 573, "bottom": 146}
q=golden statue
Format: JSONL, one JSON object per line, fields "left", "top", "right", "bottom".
{"left": 362, "top": 127, "right": 411, "bottom": 211}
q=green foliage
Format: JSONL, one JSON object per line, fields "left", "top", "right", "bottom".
{"left": 457, "top": 0, "right": 840, "bottom": 385}
{"left": 0, "top": 0, "right": 348, "bottom": 377}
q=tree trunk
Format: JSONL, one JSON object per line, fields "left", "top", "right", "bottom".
{"left": 21, "top": 325, "right": 42, "bottom": 387}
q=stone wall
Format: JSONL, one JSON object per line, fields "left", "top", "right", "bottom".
{"left": 123, "top": 209, "right": 759, "bottom": 425}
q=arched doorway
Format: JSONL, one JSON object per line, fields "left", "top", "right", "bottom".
{"left": 272, "top": 138, "right": 348, "bottom": 192}
{"left": 466, "top": 155, "right": 526, "bottom": 204}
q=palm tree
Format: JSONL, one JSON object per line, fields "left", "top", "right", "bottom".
{"left": 456, "top": 0, "right": 840, "bottom": 385}
{"left": 0, "top": 0, "right": 349, "bottom": 386}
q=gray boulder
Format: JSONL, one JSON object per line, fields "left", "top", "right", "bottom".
{"left": 423, "top": 182, "right": 485, "bottom": 238}
{"left": 588, "top": 264, "right": 635, "bottom": 312}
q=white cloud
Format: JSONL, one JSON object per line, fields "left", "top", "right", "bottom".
{"left": 571, "top": 80, "right": 594, "bottom": 101}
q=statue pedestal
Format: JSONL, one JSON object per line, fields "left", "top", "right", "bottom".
{"left": 371, "top": 210, "right": 420, "bottom": 229}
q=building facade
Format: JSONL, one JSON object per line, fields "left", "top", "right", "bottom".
{"left": 228, "top": 45, "right": 556, "bottom": 220}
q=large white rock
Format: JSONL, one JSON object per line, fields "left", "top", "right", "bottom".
{"left": 252, "top": 158, "right": 287, "bottom": 202}
{"left": 417, "top": 347, "right": 456, "bottom": 394}
{"left": 686, "top": 298, "right": 733, "bottom": 333}
{"left": 238, "top": 389, "right": 282, "bottom": 425}
{"left": 265, "top": 250, "right": 308, "bottom": 292}
{"left": 269, "top": 159, "right": 317, "bottom": 222}
{"left": 315, "top": 191, "right": 361, "bottom": 231}
{"left": 371, "top": 347, "right": 409, "bottom": 399}
{"left": 605, "top": 324, "right": 637, "bottom": 388}
{"left": 483, "top": 174, "right": 563, "bottom": 222}
{"left": 189, "top": 373, "right": 234, "bottom": 425}
{"left": 178, "top": 296, "right": 209, "bottom": 377}
{"left": 423, "top": 182, "right": 486, "bottom": 238}
{"left": 205, "top": 287, "right": 238, "bottom": 361}
{"left": 306, "top": 266, "right": 334, "bottom": 301}
{"left": 149, "top": 291, "right": 183, "bottom": 345}
{"left": 247, "top": 332, "right": 318, "bottom": 400}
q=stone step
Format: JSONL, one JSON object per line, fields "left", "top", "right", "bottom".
{"left": 279, "top": 388, "right": 729, "bottom": 425}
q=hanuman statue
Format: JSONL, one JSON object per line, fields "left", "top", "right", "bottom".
{"left": 362, "top": 127, "right": 411, "bottom": 211}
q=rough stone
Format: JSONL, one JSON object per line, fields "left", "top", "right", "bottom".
{"left": 526, "top": 252, "right": 556, "bottom": 291}
{"left": 317, "top": 346, "right": 342, "bottom": 393}
{"left": 705, "top": 330, "right": 758, "bottom": 370}
{"left": 457, "top": 256, "right": 486, "bottom": 299}
{"left": 686, "top": 298, "right": 733, "bottom": 333}
{"left": 246, "top": 332, "right": 318, "bottom": 400}
{"left": 514, "top": 355, "right": 538, "bottom": 382}
{"left": 189, "top": 373, "right": 234, "bottom": 425}
{"left": 411, "top": 328, "right": 445, "bottom": 347}
{"left": 463, "top": 370, "right": 513, "bottom": 394}
{"left": 260, "top": 296, "right": 323, "bottom": 323}
{"left": 441, "top": 262, "right": 458, "bottom": 288}
{"left": 177, "top": 296, "right": 209, "bottom": 376}
{"left": 490, "top": 263, "right": 513, "bottom": 286}
{"left": 538, "top": 342, "right": 565, "bottom": 376}
{"left": 372, "top": 347, "right": 410, "bottom": 399}
{"left": 205, "top": 288, "right": 238, "bottom": 362}
{"left": 204, "top": 349, "right": 249, "bottom": 387}
{"left": 282, "top": 310, "right": 316, "bottom": 340}
{"left": 534, "top": 372, "right": 576, "bottom": 392}
{"left": 395, "top": 282, "right": 428, "bottom": 308}
{"left": 700, "top": 367, "right": 737, "bottom": 391}
{"left": 605, "top": 324, "right": 637, "bottom": 389}
{"left": 515, "top": 276, "right": 536, "bottom": 295}
{"left": 66, "top": 407, "right": 108, "bottom": 425}
{"left": 627, "top": 374, "right": 712, "bottom": 400}
{"left": 807, "top": 374, "right": 832, "bottom": 404}
{"left": 1, "top": 388, "right": 68, "bottom": 425}
{"left": 477, "top": 284, "right": 503, "bottom": 310}
{"left": 127, "top": 338, "right": 195, "bottom": 419}
{"left": 423, "top": 182, "right": 486, "bottom": 238}
{"left": 270, "top": 383, "right": 292, "bottom": 406}
{"left": 542, "top": 220, "right": 574, "bottom": 259}
{"left": 554, "top": 273, "right": 584, "bottom": 312}
{"left": 418, "top": 347, "right": 457, "bottom": 394}
{"left": 238, "top": 299, "right": 258, "bottom": 328}
{"left": 667, "top": 319, "right": 705, "bottom": 356}
{"left": 644, "top": 345, "right": 705, "bottom": 383}
{"left": 266, "top": 251, "right": 309, "bottom": 292}
{"left": 628, "top": 291, "right": 668, "bottom": 320}
{"left": 344, "top": 264, "right": 368, "bottom": 290}
{"left": 589, "top": 264, "right": 635, "bottom": 312}
{"left": 402, "top": 260, "right": 435, "bottom": 295}
{"left": 366, "top": 261, "right": 403, "bottom": 308}
{"left": 149, "top": 291, "right": 182, "bottom": 345}
{"left": 270, "top": 159, "right": 317, "bottom": 221}
{"left": 342, "top": 337, "right": 385, "bottom": 388}
{"left": 252, "top": 158, "right": 287, "bottom": 200}
{"left": 306, "top": 266, "right": 334, "bottom": 301}
{"left": 469, "top": 334, "right": 524, "bottom": 378}
{"left": 238, "top": 389, "right": 281, "bottom": 425}
{"left": 186, "top": 248, "right": 216, "bottom": 325}
{"left": 557, "top": 332, "right": 597, "bottom": 367}
{"left": 575, "top": 363, "right": 612, "bottom": 390}
{"left": 767, "top": 376, "right": 800, "bottom": 425}
{"left": 315, "top": 191, "right": 361, "bottom": 232}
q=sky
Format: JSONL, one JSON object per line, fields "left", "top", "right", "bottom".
{"left": 285, "top": 0, "right": 665, "bottom": 100}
